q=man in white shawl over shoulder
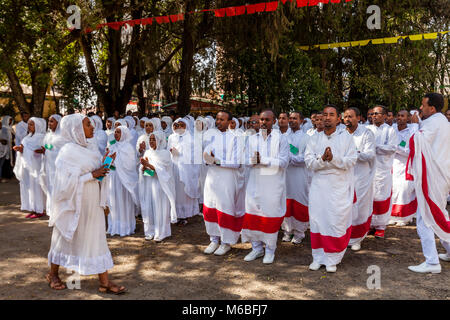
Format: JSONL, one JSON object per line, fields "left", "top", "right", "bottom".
{"left": 366, "top": 105, "right": 398, "bottom": 239}
{"left": 389, "top": 110, "right": 418, "bottom": 226}
{"left": 281, "top": 111, "right": 311, "bottom": 245}
{"left": 407, "top": 93, "right": 450, "bottom": 274}
{"left": 13, "top": 117, "right": 47, "bottom": 219}
{"left": 305, "top": 105, "right": 357, "bottom": 273}
{"left": 139, "top": 131, "right": 176, "bottom": 242}
{"left": 40, "top": 115, "right": 67, "bottom": 217}
{"left": 241, "top": 110, "right": 289, "bottom": 265}
{"left": 106, "top": 126, "right": 139, "bottom": 237}
{"left": 202, "top": 111, "right": 243, "bottom": 256}
{"left": 47, "top": 113, "right": 125, "bottom": 294}
{"left": 344, "top": 107, "right": 376, "bottom": 251}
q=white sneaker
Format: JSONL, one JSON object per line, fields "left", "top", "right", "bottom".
{"left": 214, "top": 244, "right": 231, "bottom": 256}
{"left": 309, "top": 261, "right": 321, "bottom": 271}
{"left": 204, "top": 242, "right": 220, "bottom": 254}
{"left": 438, "top": 253, "right": 450, "bottom": 262}
{"left": 291, "top": 236, "right": 303, "bottom": 244}
{"left": 282, "top": 234, "right": 293, "bottom": 242}
{"left": 326, "top": 265, "right": 337, "bottom": 273}
{"left": 145, "top": 235, "right": 154, "bottom": 241}
{"left": 263, "top": 252, "right": 275, "bottom": 264}
{"left": 244, "top": 249, "right": 264, "bottom": 262}
{"left": 351, "top": 243, "right": 361, "bottom": 251}
{"left": 396, "top": 222, "right": 407, "bottom": 227}
{"left": 408, "top": 261, "right": 441, "bottom": 274}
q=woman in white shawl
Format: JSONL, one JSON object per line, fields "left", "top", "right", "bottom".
{"left": 106, "top": 126, "right": 139, "bottom": 237}
{"left": 40, "top": 115, "right": 67, "bottom": 217}
{"left": 136, "top": 117, "right": 149, "bottom": 137}
{"left": 0, "top": 116, "right": 14, "bottom": 180}
{"left": 136, "top": 118, "right": 156, "bottom": 158}
{"left": 167, "top": 118, "right": 200, "bottom": 225}
{"left": 161, "top": 116, "right": 173, "bottom": 138}
{"left": 13, "top": 117, "right": 47, "bottom": 218}
{"left": 139, "top": 131, "right": 176, "bottom": 241}
{"left": 124, "top": 116, "right": 139, "bottom": 147}
{"left": 47, "top": 113, "right": 126, "bottom": 294}
{"left": 89, "top": 115, "right": 108, "bottom": 155}
{"left": 105, "top": 117, "right": 116, "bottom": 142}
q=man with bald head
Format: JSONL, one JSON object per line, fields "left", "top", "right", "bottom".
{"left": 366, "top": 105, "right": 398, "bottom": 238}
{"left": 305, "top": 105, "right": 357, "bottom": 272}
{"left": 241, "top": 109, "right": 289, "bottom": 264}
{"left": 389, "top": 110, "right": 418, "bottom": 227}
{"left": 344, "top": 107, "right": 376, "bottom": 251}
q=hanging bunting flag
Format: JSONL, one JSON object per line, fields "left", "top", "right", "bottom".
{"left": 297, "top": 0, "right": 308, "bottom": 7}
{"left": 226, "top": 7, "right": 236, "bottom": 16}
{"left": 141, "top": 17, "right": 153, "bottom": 25}
{"left": 215, "top": 8, "right": 226, "bottom": 17}
{"left": 235, "top": 5, "right": 247, "bottom": 16}
{"left": 298, "top": 31, "right": 449, "bottom": 50}
{"left": 169, "top": 14, "right": 184, "bottom": 22}
{"left": 265, "top": 1, "right": 279, "bottom": 12}
{"left": 155, "top": 16, "right": 170, "bottom": 24}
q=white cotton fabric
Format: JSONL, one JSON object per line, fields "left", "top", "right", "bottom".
{"left": 13, "top": 117, "right": 47, "bottom": 213}
{"left": 241, "top": 130, "right": 289, "bottom": 250}
{"left": 305, "top": 129, "right": 357, "bottom": 266}
{"left": 161, "top": 116, "right": 173, "bottom": 137}
{"left": 139, "top": 131, "right": 176, "bottom": 239}
{"left": 39, "top": 115, "right": 67, "bottom": 217}
{"left": 348, "top": 125, "right": 376, "bottom": 245}
{"left": 366, "top": 123, "right": 398, "bottom": 229}
{"left": 281, "top": 128, "right": 311, "bottom": 238}
{"left": 167, "top": 118, "right": 200, "bottom": 219}
{"left": 14, "top": 120, "right": 28, "bottom": 146}
{"left": 48, "top": 113, "right": 113, "bottom": 275}
{"left": 0, "top": 116, "right": 13, "bottom": 162}
{"left": 90, "top": 115, "right": 107, "bottom": 155}
{"left": 107, "top": 126, "right": 138, "bottom": 236}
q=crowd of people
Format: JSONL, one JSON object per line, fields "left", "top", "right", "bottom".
{"left": 1, "top": 92, "right": 449, "bottom": 294}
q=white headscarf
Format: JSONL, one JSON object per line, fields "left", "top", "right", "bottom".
{"left": 49, "top": 113, "right": 105, "bottom": 241}
{"left": 142, "top": 130, "right": 177, "bottom": 223}
{"left": 168, "top": 118, "right": 200, "bottom": 198}
{"left": 89, "top": 115, "right": 107, "bottom": 155}
{"left": 150, "top": 118, "right": 163, "bottom": 132}
{"left": 205, "top": 116, "right": 216, "bottom": 130}
{"left": 161, "top": 116, "right": 173, "bottom": 136}
{"left": 43, "top": 115, "right": 66, "bottom": 151}
{"left": 115, "top": 118, "right": 128, "bottom": 128}
{"left": 109, "top": 126, "right": 139, "bottom": 204}
{"left": 124, "top": 116, "right": 135, "bottom": 129}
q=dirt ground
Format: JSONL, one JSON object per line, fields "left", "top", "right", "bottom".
{"left": 0, "top": 178, "right": 449, "bottom": 300}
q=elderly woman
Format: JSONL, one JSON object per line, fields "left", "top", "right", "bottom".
{"left": 47, "top": 113, "right": 125, "bottom": 294}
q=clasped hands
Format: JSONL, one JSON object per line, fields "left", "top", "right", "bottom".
{"left": 321, "top": 147, "right": 333, "bottom": 162}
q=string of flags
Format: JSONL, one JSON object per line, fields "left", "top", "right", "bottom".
{"left": 80, "top": 0, "right": 353, "bottom": 33}
{"left": 297, "top": 31, "right": 450, "bottom": 50}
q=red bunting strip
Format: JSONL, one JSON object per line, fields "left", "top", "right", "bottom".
{"left": 82, "top": 0, "right": 352, "bottom": 33}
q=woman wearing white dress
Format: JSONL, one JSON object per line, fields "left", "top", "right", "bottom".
{"left": 89, "top": 115, "right": 108, "bottom": 155}
{"left": 136, "top": 118, "right": 155, "bottom": 158}
{"left": 167, "top": 118, "right": 200, "bottom": 225}
{"left": 105, "top": 117, "right": 116, "bottom": 142}
{"left": 40, "top": 115, "right": 67, "bottom": 217}
{"left": 13, "top": 117, "right": 47, "bottom": 219}
{"left": 47, "top": 113, "right": 125, "bottom": 294}
{"left": 106, "top": 126, "right": 139, "bottom": 237}
{"left": 161, "top": 116, "right": 173, "bottom": 139}
{"left": 139, "top": 131, "right": 176, "bottom": 241}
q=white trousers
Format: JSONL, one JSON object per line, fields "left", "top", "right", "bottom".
{"left": 416, "top": 209, "right": 450, "bottom": 265}
{"left": 210, "top": 236, "right": 230, "bottom": 246}
{"left": 251, "top": 241, "right": 275, "bottom": 255}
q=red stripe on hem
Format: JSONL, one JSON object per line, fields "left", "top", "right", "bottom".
{"left": 242, "top": 213, "right": 285, "bottom": 234}
{"left": 351, "top": 214, "right": 372, "bottom": 239}
{"left": 285, "top": 199, "right": 309, "bottom": 222}
{"left": 373, "top": 193, "right": 392, "bottom": 215}
{"left": 391, "top": 198, "right": 417, "bottom": 218}
{"left": 203, "top": 206, "right": 244, "bottom": 232}
{"left": 311, "top": 226, "right": 352, "bottom": 253}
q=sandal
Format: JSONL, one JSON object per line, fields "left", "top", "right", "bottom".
{"left": 99, "top": 282, "right": 127, "bottom": 295}
{"left": 46, "top": 273, "right": 66, "bottom": 290}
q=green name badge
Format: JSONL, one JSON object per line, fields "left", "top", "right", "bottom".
{"left": 399, "top": 140, "right": 406, "bottom": 147}
{"left": 109, "top": 139, "right": 116, "bottom": 145}
{"left": 289, "top": 144, "right": 299, "bottom": 155}
{"left": 44, "top": 144, "right": 53, "bottom": 150}
{"left": 144, "top": 169, "right": 155, "bottom": 177}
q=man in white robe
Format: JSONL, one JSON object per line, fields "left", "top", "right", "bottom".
{"left": 241, "top": 110, "right": 289, "bottom": 264}
{"left": 305, "top": 105, "right": 357, "bottom": 273}
{"left": 344, "top": 107, "right": 376, "bottom": 251}
{"left": 407, "top": 93, "right": 450, "bottom": 274}
{"left": 281, "top": 112, "right": 310, "bottom": 244}
{"left": 389, "top": 110, "right": 418, "bottom": 226}
{"left": 366, "top": 105, "right": 398, "bottom": 238}
{"left": 202, "top": 111, "right": 243, "bottom": 256}
{"left": 278, "top": 112, "right": 291, "bottom": 135}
